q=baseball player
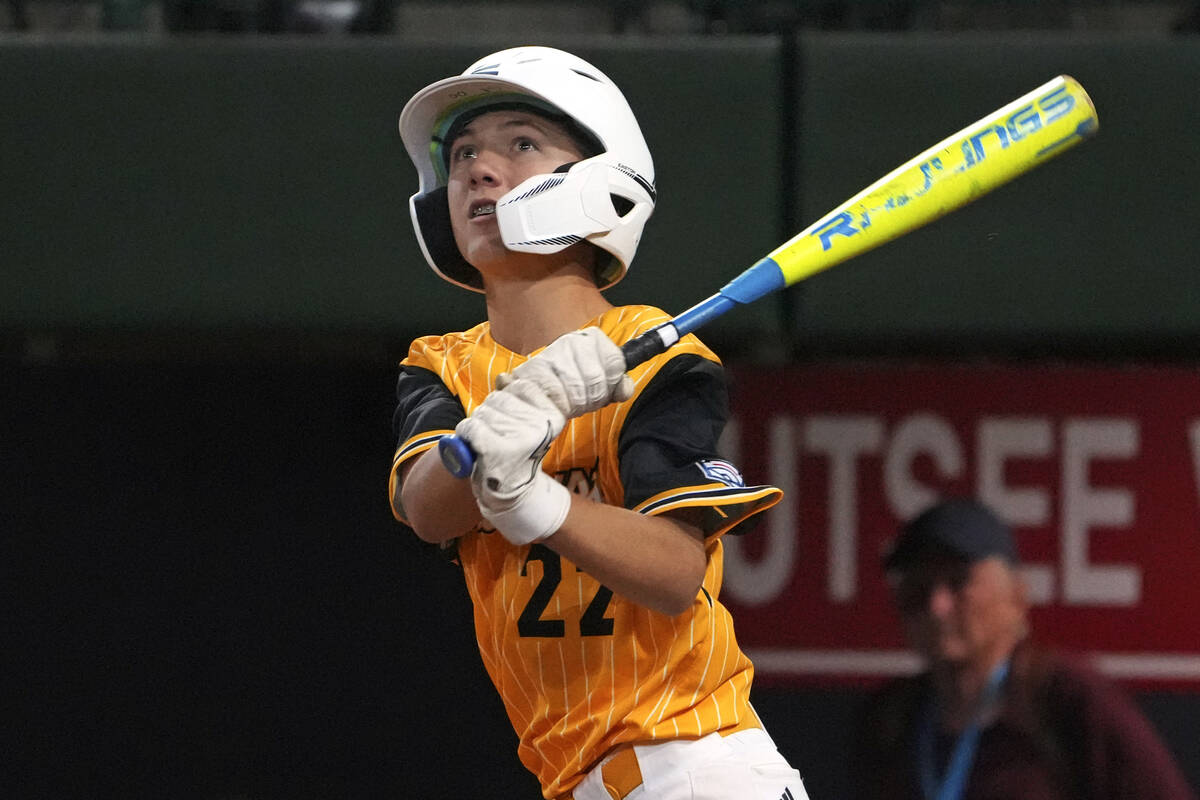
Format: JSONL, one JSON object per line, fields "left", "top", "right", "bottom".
{"left": 389, "top": 46, "right": 810, "bottom": 800}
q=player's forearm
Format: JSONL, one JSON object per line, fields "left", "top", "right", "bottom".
{"left": 399, "top": 447, "right": 482, "bottom": 544}
{"left": 546, "top": 497, "right": 707, "bottom": 616}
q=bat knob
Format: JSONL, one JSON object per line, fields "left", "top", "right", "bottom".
{"left": 439, "top": 435, "right": 475, "bottom": 478}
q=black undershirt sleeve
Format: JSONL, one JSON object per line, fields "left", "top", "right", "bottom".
{"left": 617, "top": 353, "right": 730, "bottom": 509}
{"left": 392, "top": 364, "right": 466, "bottom": 452}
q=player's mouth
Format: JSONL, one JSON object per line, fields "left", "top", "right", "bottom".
{"left": 470, "top": 201, "right": 496, "bottom": 219}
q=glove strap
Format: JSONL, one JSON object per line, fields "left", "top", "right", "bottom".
{"left": 480, "top": 473, "right": 571, "bottom": 546}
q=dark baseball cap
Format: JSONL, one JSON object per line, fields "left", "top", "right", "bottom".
{"left": 882, "top": 497, "right": 1018, "bottom": 572}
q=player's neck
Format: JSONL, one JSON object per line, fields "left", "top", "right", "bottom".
{"left": 485, "top": 270, "right": 612, "bottom": 355}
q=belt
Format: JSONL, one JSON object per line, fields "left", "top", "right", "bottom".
{"left": 569, "top": 746, "right": 642, "bottom": 800}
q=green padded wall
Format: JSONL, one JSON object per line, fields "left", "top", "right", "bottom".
{"left": 5, "top": 34, "right": 1199, "bottom": 355}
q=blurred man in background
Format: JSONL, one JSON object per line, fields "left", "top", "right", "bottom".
{"left": 851, "top": 497, "right": 1196, "bottom": 800}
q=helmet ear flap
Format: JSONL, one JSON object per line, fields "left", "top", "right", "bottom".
{"left": 411, "top": 187, "right": 483, "bottom": 291}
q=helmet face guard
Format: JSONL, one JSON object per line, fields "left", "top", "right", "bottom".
{"left": 398, "top": 47, "right": 656, "bottom": 293}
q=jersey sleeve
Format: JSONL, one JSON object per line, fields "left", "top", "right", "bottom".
{"left": 388, "top": 363, "right": 466, "bottom": 524}
{"left": 617, "top": 353, "right": 781, "bottom": 538}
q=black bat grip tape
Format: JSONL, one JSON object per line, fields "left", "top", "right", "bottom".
{"left": 620, "top": 327, "right": 669, "bottom": 370}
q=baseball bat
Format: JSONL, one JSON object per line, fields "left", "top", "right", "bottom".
{"left": 439, "top": 74, "right": 1098, "bottom": 478}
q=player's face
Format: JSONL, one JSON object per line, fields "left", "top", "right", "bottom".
{"left": 891, "top": 556, "right": 1026, "bottom": 671}
{"left": 445, "top": 110, "right": 586, "bottom": 275}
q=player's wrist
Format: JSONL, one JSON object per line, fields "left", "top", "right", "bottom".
{"left": 478, "top": 472, "right": 571, "bottom": 546}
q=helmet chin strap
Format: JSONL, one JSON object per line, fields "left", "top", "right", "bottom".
{"left": 497, "top": 160, "right": 622, "bottom": 254}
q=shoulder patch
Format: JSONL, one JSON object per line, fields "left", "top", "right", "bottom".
{"left": 696, "top": 459, "right": 745, "bottom": 487}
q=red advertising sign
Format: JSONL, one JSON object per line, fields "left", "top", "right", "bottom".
{"left": 723, "top": 364, "right": 1200, "bottom": 689}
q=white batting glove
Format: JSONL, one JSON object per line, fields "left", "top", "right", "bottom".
{"left": 497, "top": 327, "right": 634, "bottom": 420}
{"left": 454, "top": 378, "right": 571, "bottom": 546}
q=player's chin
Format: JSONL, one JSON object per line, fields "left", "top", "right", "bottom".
{"left": 462, "top": 228, "right": 508, "bottom": 258}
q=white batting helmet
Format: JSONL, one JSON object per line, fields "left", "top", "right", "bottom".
{"left": 398, "top": 46, "right": 656, "bottom": 292}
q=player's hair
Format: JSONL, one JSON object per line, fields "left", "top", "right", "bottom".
{"left": 398, "top": 46, "right": 656, "bottom": 292}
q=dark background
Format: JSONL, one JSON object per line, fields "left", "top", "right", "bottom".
{"left": 5, "top": 16, "right": 1200, "bottom": 800}
{"left": 9, "top": 360, "right": 1199, "bottom": 798}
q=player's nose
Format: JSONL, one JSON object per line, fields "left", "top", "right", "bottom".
{"left": 467, "top": 150, "right": 505, "bottom": 187}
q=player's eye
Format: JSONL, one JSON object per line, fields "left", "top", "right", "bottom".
{"left": 450, "top": 143, "right": 478, "bottom": 163}
{"left": 514, "top": 137, "right": 537, "bottom": 152}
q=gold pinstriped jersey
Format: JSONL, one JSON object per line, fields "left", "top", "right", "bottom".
{"left": 389, "top": 305, "right": 781, "bottom": 798}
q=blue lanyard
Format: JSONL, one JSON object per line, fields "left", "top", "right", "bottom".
{"left": 916, "top": 660, "right": 1010, "bottom": 800}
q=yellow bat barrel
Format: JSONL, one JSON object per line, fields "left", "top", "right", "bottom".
{"left": 771, "top": 74, "right": 1098, "bottom": 286}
